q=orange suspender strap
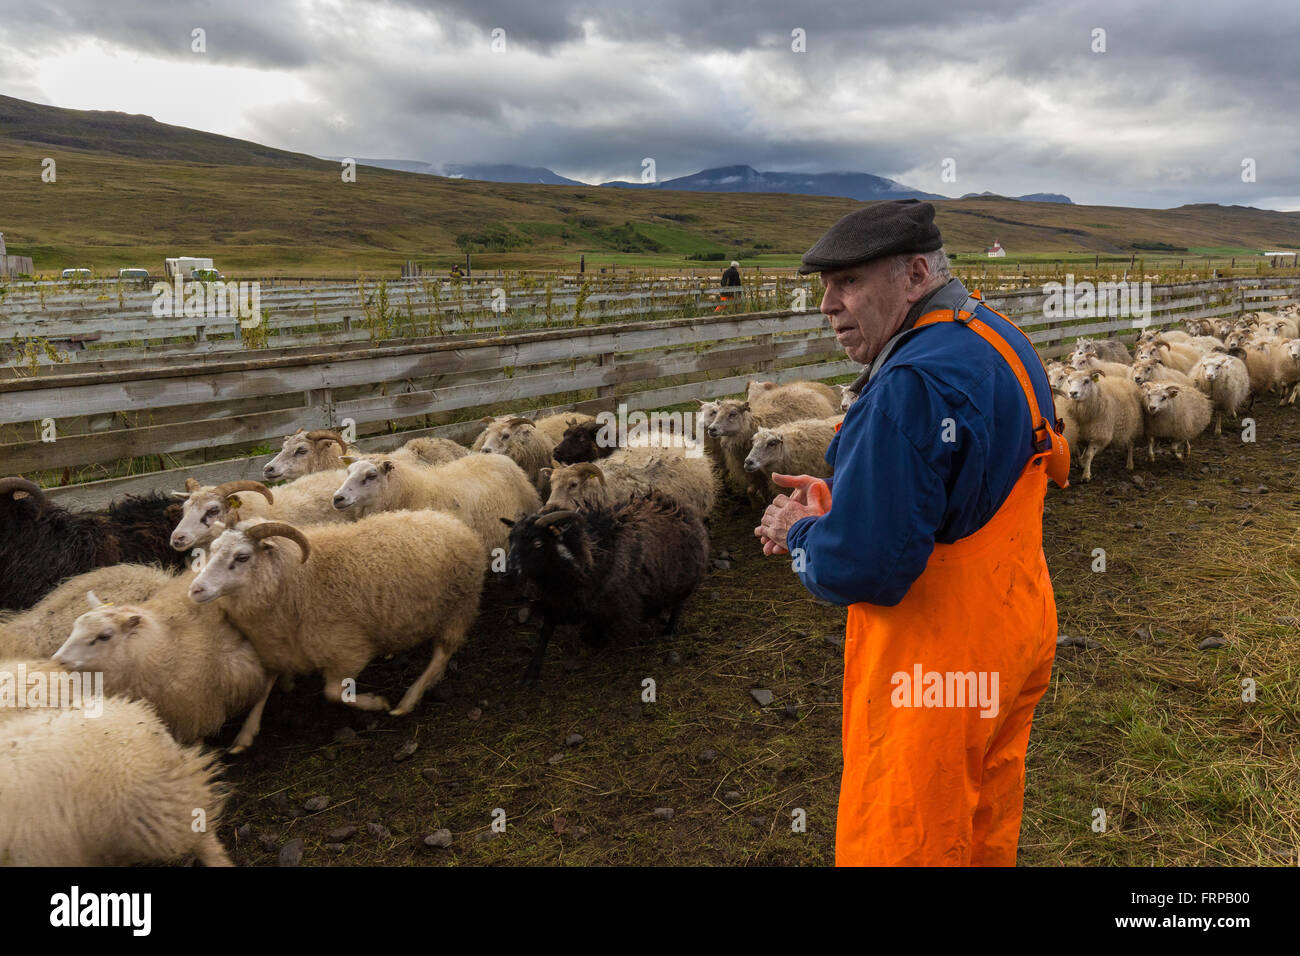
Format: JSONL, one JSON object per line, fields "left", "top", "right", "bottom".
{"left": 915, "top": 300, "right": 1071, "bottom": 489}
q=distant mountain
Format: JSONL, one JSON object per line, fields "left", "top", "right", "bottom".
{"left": 442, "top": 163, "right": 586, "bottom": 186}
{"left": 961, "top": 190, "right": 1073, "bottom": 204}
{"left": 0, "top": 94, "right": 326, "bottom": 168}
{"left": 601, "top": 164, "right": 946, "bottom": 201}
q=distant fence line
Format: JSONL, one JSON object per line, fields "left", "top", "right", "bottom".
{"left": 0, "top": 277, "right": 809, "bottom": 369}
{"left": 3, "top": 275, "right": 1297, "bottom": 510}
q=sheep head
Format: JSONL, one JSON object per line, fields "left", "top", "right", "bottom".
{"left": 543, "top": 462, "right": 608, "bottom": 510}
{"left": 332, "top": 458, "right": 395, "bottom": 512}
{"left": 170, "top": 480, "right": 273, "bottom": 552}
{"left": 553, "top": 419, "right": 612, "bottom": 463}
{"left": 744, "top": 428, "right": 784, "bottom": 473}
{"left": 707, "top": 400, "right": 751, "bottom": 438}
{"left": 264, "top": 429, "right": 349, "bottom": 481}
{"left": 54, "top": 598, "right": 151, "bottom": 671}
{"left": 188, "top": 520, "right": 309, "bottom": 605}
{"left": 1140, "top": 382, "right": 1180, "bottom": 414}
{"left": 480, "top": 417, "right": 539, "bottom": 456}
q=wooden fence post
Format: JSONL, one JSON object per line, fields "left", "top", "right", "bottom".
{"left": 596, "top": 352, "right": 616, "bottom": 404}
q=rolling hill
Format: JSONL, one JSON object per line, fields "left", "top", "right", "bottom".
{"left": 1, "top": 95, "right": 1298, "bottom": 276}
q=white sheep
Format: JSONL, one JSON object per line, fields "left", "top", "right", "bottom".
{"left": 1069, "top": 337, "right": 1131, "bottom": 366}
{"left": 542, "top": 447, "right": 717, "bottom": 516}
{"left": 707, "top": 386, "right": 839, "bottom": 497}
{"left": 475, "top": 417, "right": 555, "bottom": 487}
{"left": 1129, "top": 356, "right": 1195, "bottom": 388}
{"left": 188, "top": 512, "right": 486, "bottom": 719}
{"left": 1235, "top": 341, "right": 1278, "bottom": 395}
{"left": 53, "top": 576, "right": 270, "bottom": 748}
{"left": 170, "top": 470, "right": 348, "bottom": 552}
{"left": 1059, "top": 369, "right": 1144, "bottom": 482}
{"left": 1069, "top": 352, "right": 1132, "bottom": 378}
{"left": 742, "top": 417, "right": 839, "bottom": 501}
{"left": 1134, "top": 337, "right": 1203, "bottom": 375}
{"left": 331, "top": 453, "right": 541, "bottom": 555}
{"left": 1139, "top": 381, "right": 1213, "bottom": 461}
{"left": 263, "top": 429, "right": 353, "bottom": 481}
{"left": 0, "top": 563, "right": 177, "bottom": 659}
{"left": 1271, "top": 339, "right": 1300, "bottom": 405}
{"left": 837, "top": 385, "right": 860, "bottom": 412}
{"left": 1190, "top": 353, "right": 1251, "bottom": 434}
{"left": 0, "top": 679, "right": 231, "bottom": 866}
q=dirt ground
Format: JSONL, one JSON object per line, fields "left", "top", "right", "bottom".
{"left": 217, "top": 398, "right": 1300, "bottom": 866}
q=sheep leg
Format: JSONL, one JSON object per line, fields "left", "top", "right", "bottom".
{"left": 196, "top": 832, "right": 233, "bottom": 867}
{"left": 1147, "top": 436, "right": 1156, "bottom": 462}
{"left": 391, "top": 632, "right": 463, "bottom": 717}
{"left": 522, "top": 618, "right": 556, "bottom": 685}
{"left": 1080, "top": 443, "right": 1097, "bottom": 482}
{"left": 1184, "top": 439, "right": 1192, "bottom": 460}
{"left": 323, "top": 670, "right": 391, "bottom": 712}
{"left": 228, "top": 673, "right": 277, "bottom": 755}
{"left": 1124, "top": 442, "right": 1134, "bottom": 471}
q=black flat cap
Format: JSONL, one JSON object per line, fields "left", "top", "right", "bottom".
{"left": 798, "top": 199, "right": 943, "bottom": 275}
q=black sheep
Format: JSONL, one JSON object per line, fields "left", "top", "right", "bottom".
{"left": 0, "top": 477, "right": 189, "bottom": 612}
{"left": 502, "top": 492, "right": 710, "bottom": 684}
{"left": 551, "top": 419, "right": 618, "bottom": 465}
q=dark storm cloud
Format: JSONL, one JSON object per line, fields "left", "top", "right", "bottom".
{"left": 2, "top": 0, "right": 1298, "bottom": 207}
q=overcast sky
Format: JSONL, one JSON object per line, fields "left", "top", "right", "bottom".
{"left": 1, "top": 0, "right": 1296, "bottom": 209}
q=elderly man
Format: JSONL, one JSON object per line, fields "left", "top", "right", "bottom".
{"left": 756, "top": 200, "right": 1069, "bottom": 866}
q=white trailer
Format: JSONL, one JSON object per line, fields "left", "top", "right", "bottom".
{"left": 164, "top": 256, "right": 215, "bottom": 279}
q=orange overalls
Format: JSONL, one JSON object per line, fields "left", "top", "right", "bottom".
{"left": 832, "top": 296, "right": 1070, "bottom": 866}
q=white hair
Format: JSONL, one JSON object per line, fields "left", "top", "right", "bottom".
{"left": 888, "top": 248, "right": 951, "bottom": 283}
{"left": 730, "top": 260, "right": 740, "bottom": 268}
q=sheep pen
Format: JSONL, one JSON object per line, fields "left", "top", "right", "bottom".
{"left": 10, "top": 322, "right": 1300, "bottom": 868}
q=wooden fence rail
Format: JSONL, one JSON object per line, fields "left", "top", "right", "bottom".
{"left": 4, "top": 276, "right": 1296, "bottom": 510}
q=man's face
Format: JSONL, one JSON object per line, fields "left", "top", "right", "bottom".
{"left": 818, "top": 257, "right": 914, "bottom": 365}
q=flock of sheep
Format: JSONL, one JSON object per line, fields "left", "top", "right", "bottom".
{"left": 4, "top": 303, "right": 1286, "bottom": 866}
{"left": 0, "top": 379, "right": 844, "bottom": 866}
{"left": 1046, "top": 308, "right": 1300, "bottom": 481}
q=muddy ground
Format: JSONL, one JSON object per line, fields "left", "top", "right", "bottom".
{"left": 217, "top": 399, "right": 1300, "bottom": 866}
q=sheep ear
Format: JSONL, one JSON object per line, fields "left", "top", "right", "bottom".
{"left": 381, "top": 460, "right": 395, "bottom": 473}
{"left": 741, "top": 402, "right": 751, "bottom": 411}
{"left": 499, "top": 517, "right": 515, "bottom": 528}
{"left": 170, "top": 490, "right": 190, "bottom": 499}
{"left": 226, "top": 494, "right": 242, "bottom": 508}
{"left": 1090, "top": 372, "right": 1101, "bottom": 381}
{"left": 86, "top": 590, "right": 103, "bottom": 608}
{"left": 341, "top": 455, "right": 356, "bottom": 465}
{"left": 125, "top": 614, "right": 141, "bottom": 630}
{"left": 539, "top": 468, "right": 552, "bottom": 482}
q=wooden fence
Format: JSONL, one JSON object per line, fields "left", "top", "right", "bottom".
{"left": 0, "top": 276, "right": 806, "bottom": 369}
{"left": 4, "top": 275, "right": 1298, "bottom": 509}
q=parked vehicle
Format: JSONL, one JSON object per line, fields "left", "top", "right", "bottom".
{"left": 118, "top": 268, "right": 150, "bottom": 279}
{"left": 60, "top": 268, "right": 91, "bottom": 279}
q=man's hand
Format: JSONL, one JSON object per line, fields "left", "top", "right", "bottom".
{"left": 753, "top": 474, "right": 829, "bottom": 556}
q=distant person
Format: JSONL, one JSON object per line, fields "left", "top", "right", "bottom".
{"left": 716, "top": 260, "right": 742, "bottom": 311}
{"left": 450, "top": 263, "right": 464, "bottom": 278}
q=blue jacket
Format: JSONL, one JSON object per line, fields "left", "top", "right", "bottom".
{"left": 785, "top": 279, "right": 1056, "bottom": 607}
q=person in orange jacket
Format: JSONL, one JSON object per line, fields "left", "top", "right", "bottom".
{"left": 755, "top": 200, "right": 1068, "bottom": 866}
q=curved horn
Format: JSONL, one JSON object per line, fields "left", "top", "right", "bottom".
{"left": 244, "top": 521, "right": 310, "bottom": 561}
{"left": 535, "top": 510, "right": 579, "bottom": 528}
{"left": 304, "top": 430, "right": 348, "bottom": 453}
{"left": 572, "top": 463, "right": 607, "bottom": 486}
{"left": 185, "top": 478, "right": 201, "bottom": 492}
{"left": 503, "top": 417, "right": 535, "bottom": 429}
{"left": 213, "top": 480, "right": 274, "bottom": 504}
{"left": 0, "top": 477, "right": 44, "bottom": 505}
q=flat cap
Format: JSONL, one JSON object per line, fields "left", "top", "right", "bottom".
{"left": 798, "top": 199, "right": 943, "bottom": 275}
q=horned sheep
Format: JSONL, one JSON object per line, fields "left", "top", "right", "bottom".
{"left": 503, "top": 494, "right": 709, "bottom": 683}
{"left": 188, "top": 511, "right": 486, "bottom": 720}
{"left": 170, "top": 471, "right": 350, "bottom": 553}
{"left": 476, "top": 417, "right": 556, "bottom": 487}
{"left": 263, "top": 430, "right": 469, "bottom": 482}
{"left": 331, "top": 453, "right": 541, "bottom": 554}
{"left": 0, "top": 682, "right": 231, "bottom": 866}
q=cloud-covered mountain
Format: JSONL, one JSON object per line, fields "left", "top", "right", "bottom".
{"left": 601, "top": 164, "right": 947, "bottom": 201}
